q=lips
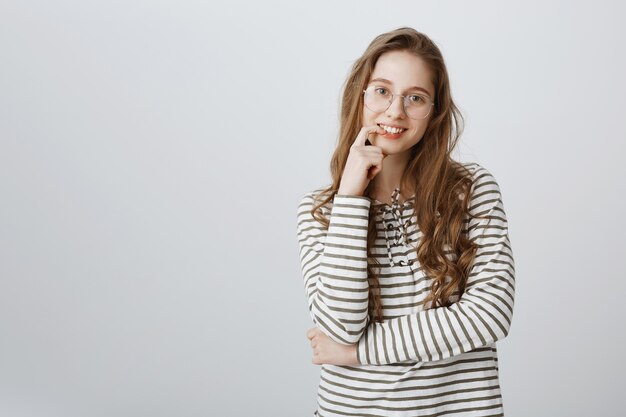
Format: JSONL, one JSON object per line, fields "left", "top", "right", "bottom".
{"left": 378, "top": 123, "right": 407, "bottom": 134}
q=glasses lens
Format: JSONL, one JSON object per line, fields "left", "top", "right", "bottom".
{"left": 404, "top": 95, "right": 433, "bottom": 120}
{"left": 364, "top": 86, "right": 391, "bottom": 113}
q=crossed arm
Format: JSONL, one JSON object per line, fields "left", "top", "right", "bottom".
{"left": 296, "top": 166, "right": 515, "bottom": 366}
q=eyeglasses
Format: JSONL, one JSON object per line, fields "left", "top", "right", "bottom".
{"left": 362, "top": 85, "right": 435, "bottom": 120}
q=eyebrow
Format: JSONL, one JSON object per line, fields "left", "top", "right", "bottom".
{"left": 368, "top": 78, "right": 432, "bottom": 97}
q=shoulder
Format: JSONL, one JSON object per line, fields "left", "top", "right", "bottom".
{"left": 296, "top": 185, "right": 335, "bottom": 237}
{"left": 297, "top": 185, "right": 333, "bottom": 220}
{"left": 298, "top": 185, "right": 330, "bottom": 208}
{"left": 459, "top": 161, "right": 505, "bottom": 217}
{"left": 459, "top": 161, "right": 501, "bottom": 194}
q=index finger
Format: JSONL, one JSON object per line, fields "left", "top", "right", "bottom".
{"left": 352, "top": 125, "right": 383, "bottom": 148}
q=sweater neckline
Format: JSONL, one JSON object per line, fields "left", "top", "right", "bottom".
{"left": 373, "top": 195, "right": 416, "bottom": 206}
{"left": 372, "top": 187, "right": 416, "bottom": 208}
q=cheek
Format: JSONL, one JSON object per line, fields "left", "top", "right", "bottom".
{"left": 407, "top": 126, "right": 420, "bottom": 136}
{"left": 407, "top": 125, "right": 427, "bottom": 142}
{"left": 362, "top": 106, "right": 380, "bottom": 124}
{"left": 410, "top": 122, "right": 428, "bottom": 135}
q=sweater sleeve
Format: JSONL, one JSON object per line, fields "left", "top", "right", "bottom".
{"left": 296, "top": 192, "right": 372, "bottom": 345}
{"left": 356, "top": 166, "right": 516, "bottom": 365}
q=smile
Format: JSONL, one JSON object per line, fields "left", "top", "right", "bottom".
{"left": 378, "top": 123, "right": 407, "bottom": 134}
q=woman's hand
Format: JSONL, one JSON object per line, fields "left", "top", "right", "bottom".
{"left": 337, "top": 125, "right": 387, "bottom": 196}
{"left": 306, "top": 327, "right": 359, "bottom": 366}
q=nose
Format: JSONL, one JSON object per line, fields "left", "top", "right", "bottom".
{"left": 386, "top": 95, "right": 406, "bottom": 119}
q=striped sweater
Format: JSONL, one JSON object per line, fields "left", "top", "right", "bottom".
{"left": 296, "top": 162, "right": 515, "bottom": 417}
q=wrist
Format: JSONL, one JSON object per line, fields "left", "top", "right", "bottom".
{"left": 337, "top": 188, "right": 363, "bottom": 197}
{"left": 348, "top": 344, "right": 359, "bottom": 366}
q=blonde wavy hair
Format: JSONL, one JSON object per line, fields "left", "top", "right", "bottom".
{"left": 310, "top": 27, "right": 481, "bottom": 323}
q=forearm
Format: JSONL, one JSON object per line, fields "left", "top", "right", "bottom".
{"left": 357, "top": 167, "right": 515, "bottom": 365}
{"left": 298, "top": 193, "right": 373, "bottom": 344}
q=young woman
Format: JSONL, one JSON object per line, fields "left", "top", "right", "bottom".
{"left": 296, "top": 27, "right": 515, "bottom": 416}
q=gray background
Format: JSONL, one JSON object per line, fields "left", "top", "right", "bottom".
{"left": 1, "top": 1, "right": 625, "bottom": 416}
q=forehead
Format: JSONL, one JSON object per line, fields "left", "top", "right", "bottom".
{"left": 370, "top": 50, "right": 434, "bottom": 96}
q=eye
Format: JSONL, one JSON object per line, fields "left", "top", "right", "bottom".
{"left": 374, "top": 87, "right": 390, "bottom": 96}
{"left": 407, "top": 94, "right": 425, "bottom": 104}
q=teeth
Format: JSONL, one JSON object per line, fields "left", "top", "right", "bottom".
{"left": 379, "top": 124, "right": 406, "bottom": 134}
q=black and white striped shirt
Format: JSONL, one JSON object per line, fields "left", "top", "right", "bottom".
{"left": 296, "top": 162, "right": 515, "bottom": 417}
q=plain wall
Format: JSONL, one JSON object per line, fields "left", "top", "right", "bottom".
{"left": 1, "top": 1, "right": 625, "bottom": 416}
